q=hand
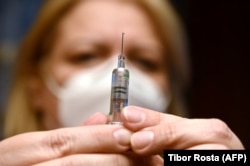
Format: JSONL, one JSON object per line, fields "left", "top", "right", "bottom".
{"left": 81, "top": 112, "right": 163, "bottom": 166}
{"left": 34, "top": 152, "right": 163, "bottom": 166}
{"left": 0, "top": 125, "right": 132, "bottom": 166}
{"left": 121, "top": 106, "right": 244, "bottom": 155}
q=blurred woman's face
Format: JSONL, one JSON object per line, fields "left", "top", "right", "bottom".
{"left": 36, "top": 0, "right": 169, "bottom": 129}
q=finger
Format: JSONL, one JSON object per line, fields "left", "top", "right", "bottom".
{"left": 0, "top": 125, "right": 131, "bottom": 166}
{"left": 187, "top": 143, "right": 229, "bottom": 149}
{"left": 34, "top": 154, "right": 163, "bottom": 166}
{"left": 82, "top": 112, "right": 108, "bottom": 125}
{"left": 33, "top": 154, "right": 132, "bottom": 166}
{"left": 123, "top": 152, "right": 163, "bottom": 166}
{"left": 121, "top": 106, "right": 184, "bottom": 131}
{"left": 130, "top": 118, "right": 244, "bottom": 155}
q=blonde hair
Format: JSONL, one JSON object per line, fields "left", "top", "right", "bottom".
{"left": 4, "top": 0, "right": 189, "bottom": 137}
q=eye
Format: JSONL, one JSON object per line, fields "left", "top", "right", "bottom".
{"left": 127, "top": 47, "right": 162, "bottom": 73}
{"left": 133, "top": 57, "right": 158, "bottom": 72}
{"left": 69, "top": 53, "right": 98, "bottom": 65}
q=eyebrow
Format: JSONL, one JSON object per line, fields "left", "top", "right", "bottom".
{"left": 63, "top": 37, "right": 109, "bottom": 53}
{"left": 62, "top": 36, "right": 164, "bottom": 59}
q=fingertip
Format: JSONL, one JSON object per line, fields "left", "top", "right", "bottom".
{"left": 131, "top": 130, "right": 154, "bottom": 154}
{"left": 82, "top": 112, "right": 108, "bottom": 125}
{"left": 122, "top": 106, "right": 146, "bottom": 124}
{"left": 113, "top": 128, "right": 132, "bottom": 147}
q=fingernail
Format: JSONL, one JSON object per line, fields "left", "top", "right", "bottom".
{"left": 123, "top": 107, "right": 145, "bottom": 123}
{"left": 113, "top": 129, "right": 131, "bottom": 146}
{"left": 131, "top": 131, "right": 154, "bottom": 149}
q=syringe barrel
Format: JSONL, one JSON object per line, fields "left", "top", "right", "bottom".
{"left": 109, "top": 67, "right": 129, "bottom": 124}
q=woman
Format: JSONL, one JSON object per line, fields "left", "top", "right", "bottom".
{"left": 1, "top": 0, "right": 243, "bottom": 165}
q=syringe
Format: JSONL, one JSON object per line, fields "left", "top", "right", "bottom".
{"left": 108, "top": 32, "right": 129, "bottom": 125}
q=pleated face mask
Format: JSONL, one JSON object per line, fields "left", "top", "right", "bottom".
{"left": 46, "top": 57, "right": 169, "bottom": 126}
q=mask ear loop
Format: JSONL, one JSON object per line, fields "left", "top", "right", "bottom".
{"left": 44, "top": 76, "right": 62, "bottom": 98}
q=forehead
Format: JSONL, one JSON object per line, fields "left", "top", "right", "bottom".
{"left": 56, "top": 0, "right": 159, "bottom": 47}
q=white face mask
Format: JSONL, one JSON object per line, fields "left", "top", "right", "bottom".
{"left": 46, "top": 58, "right": 169, "bottom": 126}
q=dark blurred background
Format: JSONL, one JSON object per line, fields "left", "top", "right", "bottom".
{"left": 0, "top": 0, "right": 249, "bottom": 148}
{"left": 173, "top": 0, "right": 250, "bottom": 149}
